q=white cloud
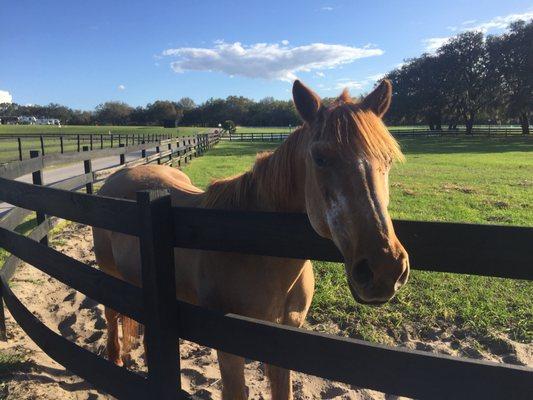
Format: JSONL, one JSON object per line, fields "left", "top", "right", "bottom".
{"left": 425, "top": 11, "right": 532, "bottom": 53}
{"left": 333, "top": 73, "right": 386, "bottom": 92}
{"left": 367, "top": 72, "right": 385, "bottom": 82}
{"left": 281, "top": 39, "right": 289, "bottom": 45}
{"left": 465, "top": 11, "right": 533, "bottom": 33}
{"left": 321, "top": 6, "right": 334, "bottom": 11}
{"left": 447, "top": 11, "right": 533, "bottom": 33}
{"left": 118, "top": 84, "right": 126, "bottom": 91}
{"left": 422, "top": 37, "right": 450, "bottom": 52}
{"left": 0, "top": 90, "right": 12, "bottom": 104}
{"left": 335, "top": 80, "right": 365, "bottom": 90}
{"left": 162, "top": 41, "right": 383, "bottom": 81}
{"left": 316, "top": 71, "right": 325, "bottom": 77}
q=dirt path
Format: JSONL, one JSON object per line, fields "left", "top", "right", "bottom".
{"left": 0, "top": 224, "right": 530, "bottom": 399}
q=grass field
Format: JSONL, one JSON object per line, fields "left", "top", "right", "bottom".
{"left": 0, "top": 125, "right": 203, "bottom": 136}
{"left": 182, "top": 137, "right": 533, "bottom": 345}
{"left": 0, "top": 125, "right": 208, "bottom": 163}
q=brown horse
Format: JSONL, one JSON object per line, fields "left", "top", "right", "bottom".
{"left": 92, "top": 79, "right": 409, "bottom": 399}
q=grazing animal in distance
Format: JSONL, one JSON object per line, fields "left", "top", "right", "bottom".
{"left": 92, "top": 79, "right": 409, "bottom": 400}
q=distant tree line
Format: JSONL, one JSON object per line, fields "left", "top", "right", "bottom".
{"left": 1, "top": 21, "right": 530, "bottom": 133}
{"left": 0, "top": 95, "right": 302, "bottom": 128}
{"left": 385, "top": 20, "right": 532, "bottom": 134}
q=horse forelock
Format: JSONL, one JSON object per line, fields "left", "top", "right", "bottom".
{"left": 320, "top": 103, "right": 404, "bottom": 164}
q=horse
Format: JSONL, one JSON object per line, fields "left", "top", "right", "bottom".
{"left": 92, "top": 79, "right": 410, "bottom": 400}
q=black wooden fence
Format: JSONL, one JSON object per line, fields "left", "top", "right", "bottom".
{"left": 224, "top": 126, "right": 529, "bottom": 142}
{"left": 0, "top": 132, "right": 174, "bottom": 163}
{"left": 0, "top": 129, "right": 531, "bottom": 399}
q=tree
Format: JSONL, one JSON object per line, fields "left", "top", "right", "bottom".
{"left": 175, "top": 97, "right": 196, "bottom": 111}
{"left": 438, "top": 32, "right": 491, "bottom": 134}
{"left": 95, "top": 102, "right": 133, "bottom": 125}
{"left": 145, "top": 101, "right": 177, "bottom": 126}
{"left": 487, "top": 21, "right": 532, "bottom": 134}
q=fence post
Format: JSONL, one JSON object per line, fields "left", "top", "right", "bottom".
{"left": 119, "top": 143, "right": 125, "bottom": 165}
{"left": 60, "top": 136, "right": 64, "bottom": 154}
{"left": 168, "top": 141, "right": 172, "bottom": 163}
{"left": 40, "top": 136, "right": 45, "bottom": 155}
{"left": 90, "top": 134, "right": 93, "bottom": 150}
{"left": 136, "top": 190, "right": 180, "bottom": 399}
{"left": 142, "top": 141, "right": 147, "bottom": 159}
{"left": 82, "top": 146, "right": 93, "bottom": 195}
{"left": 77, "top": 134, "right": 80, "bottom": 152}
{"left": 17, "top": 137, "right": 22, "bottom": 161}
{"left": 100, "top": 134, "right": 104, "bottom": 149}
{"left": 30, "top": 150, "right": 48, "bottom": 246}
{"left": 111, "top": 134, "right": 114, "bottom": 148}
{"left": 126, "top": 134, "right": 129, "bottom": 147}
{"left": 156, "top": 144, "right": 161, "bottom": 165}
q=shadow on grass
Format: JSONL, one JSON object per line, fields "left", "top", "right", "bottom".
{"left": 398, "top": 136, "right": 533, "bottom": 155}
{"left": 212, "top": 136, "right": 533, "bottom": 157}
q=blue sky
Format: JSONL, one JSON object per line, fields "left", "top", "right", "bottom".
{"left": 1, "top": 0, "right": 531, "bottom": 109}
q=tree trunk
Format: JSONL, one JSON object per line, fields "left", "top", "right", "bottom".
{"left": 465, "top": 118, "right": 474, "bottom": 135}
{"left": 520, "top": 113, "right": 530, "bottom": 135}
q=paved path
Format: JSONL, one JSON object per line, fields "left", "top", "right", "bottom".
{"left": 0, "top": 145, "right": 159, "bottom": 215}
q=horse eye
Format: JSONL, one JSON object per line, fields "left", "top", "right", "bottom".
{"left": 313, "top": 154, "right": 330, "bottom": 167}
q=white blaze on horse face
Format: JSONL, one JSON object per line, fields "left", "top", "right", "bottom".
{"left": 356, "top": 157, "right": 389, "bottom": 231}
{"left": 325, "top": 193, "right": 355, "bottom": 253}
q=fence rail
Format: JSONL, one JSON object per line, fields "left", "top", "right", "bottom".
{"left": 0, "top": 128, "right": 531, "bottom": 399}
{"left": 224, "top": 127, "right": 529, "bottom": 142}
{"left": 0, "top": 131, "right": 215, "bottom": 163}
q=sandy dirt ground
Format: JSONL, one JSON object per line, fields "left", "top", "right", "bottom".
{"left": 0, "top": 223, "right": 531, "bottom": 399}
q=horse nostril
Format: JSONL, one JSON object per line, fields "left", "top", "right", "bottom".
{"left": 353, "top": 259, "right": 373, "bottom": 287}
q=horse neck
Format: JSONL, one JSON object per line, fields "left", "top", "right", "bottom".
{"left": 201, "top": 127, "right": 310, "bottom": 212}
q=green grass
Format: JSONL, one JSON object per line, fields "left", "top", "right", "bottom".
{"left": 0, "top": 125, "right": 209, "bottom": 163}
{"left": 0, "top": 125, "right": 204, "bottom": 136}
{"left": 182, "top": 137, "right": 533, "bottom": 344}
{"left": 0, "top": 351, "right": 28, "bottom": 375}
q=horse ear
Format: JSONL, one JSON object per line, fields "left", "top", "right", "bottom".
{"left": 361, "top": 79, "right": 392, "bottom": 117}
{"left": 293, "top": 80, "right": 321, "bottom": 123}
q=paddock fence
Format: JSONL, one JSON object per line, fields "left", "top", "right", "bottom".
{"left": 0, "top": 128, "right": 531, "bottom": 399}
{"left": 223, "top": 126, "right": 529, "bottom": 142}
{"left": 0, "top": 132, "right": 179, "bottom": 163}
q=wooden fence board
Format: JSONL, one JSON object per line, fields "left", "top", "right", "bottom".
{"left": 0, "top": 177, "right": 138, "bottom": 235}
{"left": 0, "top": 207, "right": 33, "bottom": 231}
{"left": 0, "top": 217, "right": 58, "bottom": 281}
{"left": 0, "top": 226, "right": 144, "bottom": 322}
{"left": 177, "top": 301, "right": 533, "bottom": 400}
{"left": 0, "top": 276, "right": 149, "bottom": 399}
{"left": 172, "top": 207, "right": 533, "bottom": 280}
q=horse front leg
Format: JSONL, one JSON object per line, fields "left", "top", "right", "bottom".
{"left": 267, "top": 261, "right": 314, "bottom": 400}
{"left": 217, "top": 350, "right": 248, "bottom": 400}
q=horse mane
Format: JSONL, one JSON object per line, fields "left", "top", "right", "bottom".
{"left": 321, "top": 95, "right": 404, "bottom": 164}
{"left": 201, "top": 128, "right": 308, "bottom": 211}
{"left": 201, "top": 94, "right": 403, "bottom": 210}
